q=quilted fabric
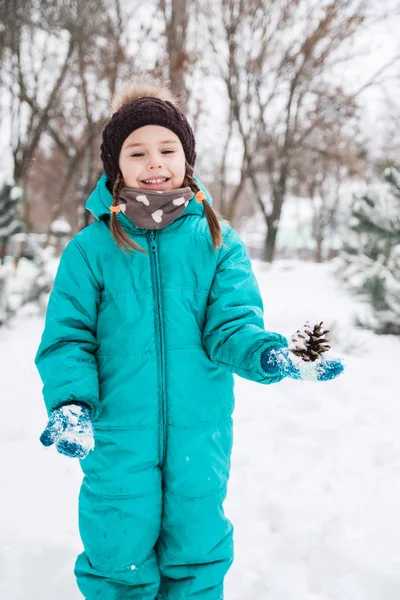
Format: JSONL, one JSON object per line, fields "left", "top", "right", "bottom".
{"left": 35, "top": 174, "right": 287, "bottom": 599}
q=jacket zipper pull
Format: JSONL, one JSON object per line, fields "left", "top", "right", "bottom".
{"left": 148, "top": 230, "right": 157, "bottom": 252}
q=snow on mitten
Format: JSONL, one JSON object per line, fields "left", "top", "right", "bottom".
{"left": 261, "top": 321, "right": 344, "bottom": 382}
{"left": 40, "top": 403, "right": 94, "bottom": 459}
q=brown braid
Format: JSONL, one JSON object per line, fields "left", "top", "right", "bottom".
{"left": 110, "top": 172, "right": 147, "bottom": 254}
{"left": 183, "top": 167, "right": 223, "bottom": 250}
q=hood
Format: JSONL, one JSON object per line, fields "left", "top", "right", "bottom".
{"left": 85, "top": 174, "right": 213, "bottom": 230}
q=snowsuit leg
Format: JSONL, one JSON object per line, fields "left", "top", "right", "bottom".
{"left": 74, "top": 426, "right": 163, "bottom": 600}
{"left": 156, "top": 419, "right": 234, "bottom": 599}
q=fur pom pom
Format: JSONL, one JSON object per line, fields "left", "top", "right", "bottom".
{"left": 110, "top": 74, "right": 177, "bottom": 113}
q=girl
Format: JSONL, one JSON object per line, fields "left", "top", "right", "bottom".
{"left": 35, "top": 76, "right": 343, "bottom": 600}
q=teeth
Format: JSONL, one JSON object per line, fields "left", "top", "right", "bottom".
{"left": 143, "top": 178, "right": 167, "bottom": 184}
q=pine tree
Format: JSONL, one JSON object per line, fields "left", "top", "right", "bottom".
{"left": 0, "top": 180, "right": 24, "bottom": 261}
{"left": 340, "top": 167, "right": 400, "bottom": 335}
{"left": 0, "top": 180, "right": 24, "bottom": 324}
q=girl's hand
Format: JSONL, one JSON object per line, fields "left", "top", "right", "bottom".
{"left": 40, "top": 404, "right": 95, "bottom": 459}
{"left": 261, "top": 346, "right": 344, "bottom": 382}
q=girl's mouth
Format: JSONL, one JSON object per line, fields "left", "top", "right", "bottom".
{"left": 140, "top": 177, "right": 171, "bottom": 190}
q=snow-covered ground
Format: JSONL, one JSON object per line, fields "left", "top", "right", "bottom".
{"left": 1, "top": 259, "right": 400, "bottom": 600}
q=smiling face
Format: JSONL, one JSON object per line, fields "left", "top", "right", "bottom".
{"left": 118, "top": 125, "right": 186, "bottom": 191}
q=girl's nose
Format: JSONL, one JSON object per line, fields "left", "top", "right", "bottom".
{"left": 147, "top": 154, "right": 162, "bottom": 169}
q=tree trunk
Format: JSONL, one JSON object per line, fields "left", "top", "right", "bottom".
{"left": 161, "top": 0, "right": 189, "bottom": 108}
{"left": 224, "top": 178, "right": 246, "bottom": 223}
{"left": 21, "top": 185, "right": 32, "bottom": 234}
{"left": 315, "top": 232, "right": 323, "bottom": 263}
{"left": 262, "top": 220, "right": 279, "bottom": 263}
{"left": 261, "top": 169, "right": 288, "bottom": 262}
{"left": 0, "top": 239, "right": 7, "bottom": 263}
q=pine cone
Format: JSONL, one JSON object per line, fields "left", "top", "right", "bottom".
{"left": 290, "top": 321, "right": 331, "bottom": 362}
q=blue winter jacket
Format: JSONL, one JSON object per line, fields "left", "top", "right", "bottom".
{"left": 35, "top": 175, "right": 287, "bottom": 581}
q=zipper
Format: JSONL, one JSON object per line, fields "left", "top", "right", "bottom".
{"left": 147, "top": 230, "right": 167, "bottom": 467}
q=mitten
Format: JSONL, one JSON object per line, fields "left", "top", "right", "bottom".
{"left": 261, "top": 346, "right": 343, "bottom": 381}
{"left": 40, "top": 403, "right": 94, "bottom": 459}
{"left": 261, "top": 321, "right": 344, "bottom": 382}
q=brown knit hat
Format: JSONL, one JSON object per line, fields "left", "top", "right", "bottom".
{"left": 101, "top": 78, "right": 196, "bottom": 187}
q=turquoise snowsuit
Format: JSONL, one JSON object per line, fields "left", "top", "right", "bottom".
{"left": 35, "top": 175, "right": 287, "bottom": 599}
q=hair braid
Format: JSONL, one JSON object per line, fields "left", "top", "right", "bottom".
{"left": 183, "top": 169, "right": 223, "bottom": 250}
{"left": 109, "top": 171, "right": 147, "bottom": 254}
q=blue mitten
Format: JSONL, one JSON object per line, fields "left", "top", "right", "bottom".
{"left": 40, "top": 403, "right": 94, "bottom": 459}
{"left": 261, "top": 346, "right": 344, "bottom": 381}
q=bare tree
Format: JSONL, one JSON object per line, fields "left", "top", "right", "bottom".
{"left": 3, "top": 0, "right": 159, "bottom": 235}
{"left": 1, "top": 1, "right": 83, "bottom": 229}
{"left": 207, "top": 0, "right": 370, "bottom": 261}
{"left": 293, "top": 133, "right": 367, "bottom": 261}
{"left": 44, "top": 0, "right": 129, "bottom": 230}
{"left": 158, "top": 0, "right": 191, "bottom": 108}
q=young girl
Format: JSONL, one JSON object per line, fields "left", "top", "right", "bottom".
{"left": 35, "top": 76, "right": 343, "bottom": 600}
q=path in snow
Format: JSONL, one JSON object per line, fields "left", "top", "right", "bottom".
{"left": 1, "top": 260, "right": 400, "bottom": 599}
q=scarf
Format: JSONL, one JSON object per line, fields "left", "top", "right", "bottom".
{"left": 117, "top": 186, "right": 195, "bottom": 230}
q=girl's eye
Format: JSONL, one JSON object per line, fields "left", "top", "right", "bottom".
{"left": 130, "top": 150, "right": 173, "bottom": 157}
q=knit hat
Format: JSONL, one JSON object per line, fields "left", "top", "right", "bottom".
{"left": 101, "top": 80, "right": 196, "bottom": 188}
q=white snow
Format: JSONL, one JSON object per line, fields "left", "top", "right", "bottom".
{"left": 57, "top": 406, "right": 95, "bottom": 455}
{"left": 9, "top": 186, "right": 23, "bottom": 201}
{"left": 1, "top": 259, "right": 400, "bottom": 599}
{"left": 50, "top": 217, "right": 72, "bottom": 236}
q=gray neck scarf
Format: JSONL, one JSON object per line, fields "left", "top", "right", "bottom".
{"left": 118, "top": 186, "right": 194, "bottom": 230}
